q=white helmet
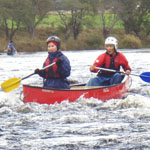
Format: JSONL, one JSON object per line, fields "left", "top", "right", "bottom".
{"left": 105, "top": 36, "right": 118, "bottom": 50}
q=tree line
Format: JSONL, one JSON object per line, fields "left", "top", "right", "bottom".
{"left": 0, "top": 0, "right": 150, "bottom": 42}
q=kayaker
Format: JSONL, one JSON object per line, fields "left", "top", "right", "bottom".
{"left": 86, "top": 36, "right": 131, "bottom": 86}
{"left": 34, "top": 35, "right": 71, "bottom": 89}
{"left": 7, "top": 41, "right": 17, "bottom": 55}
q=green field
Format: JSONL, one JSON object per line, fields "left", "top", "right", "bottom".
{"left": 38, "top": 14, "right": 124, "bottom": 29}
{"left": 38, "top": 14, "right": 62, "bottom": 27}
{"left": 5, "top": 13, "right": 124, "bottom": 29}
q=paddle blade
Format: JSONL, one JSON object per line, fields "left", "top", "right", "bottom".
{"left": 140, "top": 72, "right": 150, "bottom": 83}
{"left": 1, "top": 78, "right": 21, "bottom": 92}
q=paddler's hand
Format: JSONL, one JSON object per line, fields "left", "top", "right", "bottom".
{"left": 56, "top": 58, "right": 63, "bottom": 66}
{"left": 125, "top": 70, "right": 131, "bottom": 75}
{"left": 34, "top": 68, "right": 41, "bottom": 74}
{"left": 89, "top": 65, "right": 96, "bottom": 72}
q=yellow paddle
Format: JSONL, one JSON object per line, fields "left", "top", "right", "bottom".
{"left": 1, "top": 62, "right": 56, "bottom": 92}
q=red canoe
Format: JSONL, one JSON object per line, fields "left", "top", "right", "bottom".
{"left": 23, "top": 76, "right": 131, "bottom": 104}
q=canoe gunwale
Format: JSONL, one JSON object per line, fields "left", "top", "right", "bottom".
{"left": 23, "top": 75, "right": 129, "bottom": 91}
{"left": 23, "top": 82, "right": 124, "bottom": 91}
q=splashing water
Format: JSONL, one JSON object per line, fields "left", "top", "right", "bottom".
{"left": 0, "top": 50, "right": 150, "bottom": 149}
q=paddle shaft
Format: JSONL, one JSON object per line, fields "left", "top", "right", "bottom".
{"left": 96, "top": 67, "right": 149, "bottom": 78}
{"left": 22, "top": 62, "right": 56, "bottom": 80}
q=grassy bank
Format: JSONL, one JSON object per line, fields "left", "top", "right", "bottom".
{"left": 0, "top": 13, "right": 149, "bottom": 52}
{"left": 0, "top": 27, "right": 146, "bottom": 53}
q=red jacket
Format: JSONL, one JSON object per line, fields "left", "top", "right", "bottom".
{"left": 93, "top": 52, "right": 131, "bottom": 75}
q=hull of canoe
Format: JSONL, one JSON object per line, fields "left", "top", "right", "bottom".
{"left": 23, "top": 76, "right": 130, "bottom": 104}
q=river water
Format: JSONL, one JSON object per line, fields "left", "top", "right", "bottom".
{"left": 0, "top": 50, "right": 150, "bottom": 150}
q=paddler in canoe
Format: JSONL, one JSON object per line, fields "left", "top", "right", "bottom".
{"left": 34, "top": 35, "right": 71, "bottom": 89}
{"left": 86, "top": 36, "right": 131, "bottom": 86}
{"left": 7, "top": 40, "right": 17, "bottom": 55}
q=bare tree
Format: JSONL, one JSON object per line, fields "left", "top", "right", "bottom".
{"left": 93, "top": 0, "right": 120, "bottom": 38}
{"left": 54, "top": 0, "right": 92, "bottom": 40}
{"left": 116, "top": 0, "right": 150, "bottom": 38}
{"left": 0, "top": 0, "right": 24, "bottom": 40}
{"left": 22, "top": 0, "right": 54, "bottom": 39}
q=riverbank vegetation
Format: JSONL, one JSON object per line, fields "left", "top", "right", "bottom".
{"left": 0, "top": 0, "right": 150, "bottom": 52}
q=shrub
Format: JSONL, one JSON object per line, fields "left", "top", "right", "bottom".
{"left": 63, "top": 29, "right": 104, "bottom": 50}
{"left": 120, "top": 35, "right": 142, "bottom": 49}
{"left": 85, "top": 34, "right": 103, "bottom": 49}
{"left": 17, "top": 40, "right": 46, "bottom": 52}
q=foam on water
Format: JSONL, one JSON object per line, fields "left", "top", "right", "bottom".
{"left": 0, "top": 50, "right": 150, "bottom": 149}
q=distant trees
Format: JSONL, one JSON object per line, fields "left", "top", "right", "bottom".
{"left": 55, "top": 0, "right": 93, "bottom": 40}
{"left": 91, "top": 0, "right": 120, "bottom": 38}
{"left": 0, "top": 0, "right": 53, "bottom": 40}
{"left": 89, "top": 0, "right": 150, "bottom": 39}
{"left": 0, "top": 0, "right": 150, "bottom": 41}
{"left": 22, "top": 0, "right": 54, "bottom": 39}
{"left": 0, "top": 0, "right": 24, "bottom": 40}
{"left": 115, "top": 0, "right": 150, "bottom": 38}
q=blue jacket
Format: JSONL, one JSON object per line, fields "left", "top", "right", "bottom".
{"left": 39, "top": 51, "right": 71, "bottom": 89}
{"left": 7, "top": 43, "right": 16, "bottom": 55}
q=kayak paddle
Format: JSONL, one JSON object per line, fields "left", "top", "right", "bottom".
{"left": 1, "top": 62, "right": 56, "bottom": 92}
{"left": 95, "top": 67, "right": 150, "bottom": 83}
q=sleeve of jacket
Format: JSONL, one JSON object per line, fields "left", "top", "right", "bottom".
{"left": 120, "top": 53, "right": 131, "bottom": 71}
{"left": 57, "top": 55, "right": 71, "bottom": 78}
{"left": 92, "top": 53, "right": 106, "bottom": 72}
